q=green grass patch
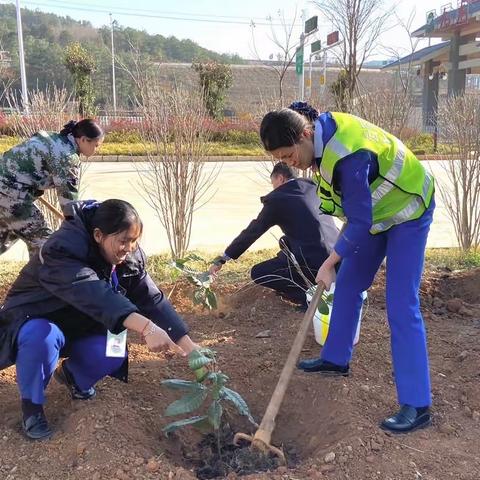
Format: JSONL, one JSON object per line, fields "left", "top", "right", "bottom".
{"left": 0, "top": 136, "right": 264, "bottom": 157}
{"left": 97, "top": 141, "right": 263, "bottom": 157}
{"left": 425, "top": 248, "right": 480, "bottom": 271}
{"left": 145, "top": 248, "right": 277, "bottom": 285}
{"left": 0, "top": 248, "right": 478, "bottom": 296}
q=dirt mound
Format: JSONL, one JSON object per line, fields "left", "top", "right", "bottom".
{"left": 1, "top": 272, "right": 480, "bottom": 479}
{"left": 437, "top": 267, "right": 480, "bottom": 304}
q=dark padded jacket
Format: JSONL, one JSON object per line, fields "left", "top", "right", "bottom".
{"left": 0, "top": 200, "right": 189, "bottom": 371}
{"left": 225, "top": 178, "right": 332, "bottom": 269}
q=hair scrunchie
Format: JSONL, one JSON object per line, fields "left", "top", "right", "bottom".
{"left": 288, "top": 101, "right": 319, "bottom": 122}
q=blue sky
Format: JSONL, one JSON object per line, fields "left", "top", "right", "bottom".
{"left": 5, "top": 0, "right": 445, "bottom": 59}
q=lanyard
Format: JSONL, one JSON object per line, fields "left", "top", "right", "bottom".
{"left": 111, "top": 266, "right": 119, "bottom": 292}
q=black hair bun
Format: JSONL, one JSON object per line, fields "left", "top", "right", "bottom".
{"left": 61, "top": 120, "right": 78, "bottom": 135}
{"left": 288, "top": 101, "right": 319, "bottom": 121}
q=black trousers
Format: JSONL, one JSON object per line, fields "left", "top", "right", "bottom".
{"left": 250, "top": 250, "right": 320, "bottom": 306}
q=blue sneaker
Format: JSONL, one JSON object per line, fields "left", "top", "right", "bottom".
{"left": 22, "top": 411, "right": 52, "bottom": 440}
{"left": 54, "top": 360, "right": 96, "bottom": 400}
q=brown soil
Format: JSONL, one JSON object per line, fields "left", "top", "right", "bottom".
{"left": 1, "top": 268, "right": 480, "bottom": 480}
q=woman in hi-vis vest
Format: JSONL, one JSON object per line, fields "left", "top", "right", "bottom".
{"left": 259, "top": 102, "right": 435, "bottom": 434}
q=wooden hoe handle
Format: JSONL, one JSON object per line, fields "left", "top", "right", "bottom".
{"left": 37, "top": 196, "right": 64, "bottom": 220}
{"left": 249, "top": 285, "right": 325, "bottom": 454}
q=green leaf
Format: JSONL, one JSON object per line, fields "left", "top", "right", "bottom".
{"left": 184, "top": 253, "right": 204, "bottom": 263}
{"left": 196, "top": 271, "right": 212, "bottom": 287}
{"left": 162, "top": 415, "right": 209, "bottom": 436}
{"left": 192, "top": 416, "right": 213, "bottom": 433}
{"left": 220, "top": 387, "right": 257, "bottom": 426}
{"left": 194, "top": 366, "right": 208, "bottom": 382}
{"left": 188, "top": 349, "right": 214, "bottom": 370}
{"left": 209, "top": 372, "right": 229, "bottom": 399}
{"left": 208, "top": 401, "right": 223, "bottom": 430}
{"left": 317, "top": 300, "right": 330, "bottom": 316}
{"left": 205, "top": 288, "right": 217, "bottom": 310}
{"left": 186, "top": 274, "right": 203, "bottom": 287}
{"left": 164, "top": 387, "right": 208, "bottom": 417}
{"left": 198, "top": 348, "right": 216, "bottom": 358}
{"left": 193, "top": 289, "right": 205, "bottom": 305}
{"left": 161, "top": 379, "right": 201, "bottom": 391}
{"left": 172, "top": 260, "right": 187, "bottom": 270}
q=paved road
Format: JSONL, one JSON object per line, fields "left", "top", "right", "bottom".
{"left": 1, "top": 161, "right": 458, "bottom": 261}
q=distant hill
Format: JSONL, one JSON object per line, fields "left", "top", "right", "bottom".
{"left": 0, "top": 4, "right": 244, "bottom": 108}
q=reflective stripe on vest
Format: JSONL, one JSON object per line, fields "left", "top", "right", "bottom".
{"left": 371, "top": 139, "right": 405, "bottom": 207}
{"left": 371, "top": 191, "right": 424, "bottom": 233}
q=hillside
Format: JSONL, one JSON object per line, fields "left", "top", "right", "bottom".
{"left": 0, "top": 4, "right": 243, "bottom": 108}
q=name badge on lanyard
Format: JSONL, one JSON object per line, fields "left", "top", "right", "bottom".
{"left": 106, "top": 329, "right": 127, "bottom": 358}
{"left": 105, "top": 266, "right": 127, "bottom": 357}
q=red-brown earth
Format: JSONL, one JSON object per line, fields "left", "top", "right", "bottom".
{"left": 1, "top": 267, "right": 479, "bottom": 480}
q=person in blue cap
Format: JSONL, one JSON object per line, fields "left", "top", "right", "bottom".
{"left": 258, "top": 102, "right": 435, "bottom": 433}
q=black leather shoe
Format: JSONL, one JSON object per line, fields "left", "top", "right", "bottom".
{"left": 22, "top": 412, "right": 52, "bottom": 440}
{"left": 380, "top": 405, "right": 431, "bottom": 433}
{"left": 54, "top": 360, "right": 96, "bottom": 400}
{"left": 297, "top": 357, "right": 349, "bottom": 376}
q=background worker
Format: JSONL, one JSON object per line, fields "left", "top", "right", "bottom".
{"left": 259, "top": 102, "right": 435, "bottom": 433}
{"left": 210, "top": 162, "right": 338, "bottom": 311}
{"left": 0, "top": 119, "right": 103, "bottom": 257}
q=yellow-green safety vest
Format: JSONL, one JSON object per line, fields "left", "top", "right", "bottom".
{"left": 314, "top": 112, "right": 434, "bottom": 234}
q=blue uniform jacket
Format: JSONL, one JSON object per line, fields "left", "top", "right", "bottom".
{"left": 316, "top": 112, "right": 380, "bottom": 258}
{"left": 0, "top": 201, "right": 189, "bottom": 371}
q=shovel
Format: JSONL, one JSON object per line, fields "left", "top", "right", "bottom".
{"left": 233, "top": 283, "right": 325, "bottom": 464}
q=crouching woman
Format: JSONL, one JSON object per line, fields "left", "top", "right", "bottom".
{"left": 0, "top": 199, "right": 197, "bottom": 440}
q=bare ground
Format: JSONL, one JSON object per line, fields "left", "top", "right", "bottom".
{"left": 0, "top": 267, "right": 480, "bottom": 480}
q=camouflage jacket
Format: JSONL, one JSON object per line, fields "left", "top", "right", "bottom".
{"left": 0, "top": 131, "right": 80, "bottom": 205}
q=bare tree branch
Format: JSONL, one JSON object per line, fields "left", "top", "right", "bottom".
{"left": 313, "top": 0, "right": 394, "bottom": 101}
{"left": 249, "top": 8, "right": 300, "bottom": 107}
{"left": 128, "top": 58, "right": 220, "bottom": 259}
{"left": 436, "top": 94, "right": 480, "bottom": 251}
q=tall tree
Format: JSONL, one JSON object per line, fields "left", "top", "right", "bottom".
{"left": 64, "top": 42, "right": 96, "bottom": 117}
{"left": 313, "top": 0, "right": 392, "bottom": 103}
{"left": 192, "top": 60, "right": 233, "bottom": 119}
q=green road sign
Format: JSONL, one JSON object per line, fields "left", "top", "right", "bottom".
{"left": 311, "top": 40, "right": 321, "bottom": 53}
{"left": 304, "top": 16, "right": 318, "bottom": 34}
{"left": 295, "top": 47, "right": 304, "bottom": 75}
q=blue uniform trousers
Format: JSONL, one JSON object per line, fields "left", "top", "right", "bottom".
{"left": 15, "top": 318, "right": 125, "bottom": 404}
{"left": 321, "top": 200, "right": 435, "bottom": 407}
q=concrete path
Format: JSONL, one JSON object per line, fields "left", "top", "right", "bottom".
{"left": 1, "top": 160, "right": 459, "bottom": 262}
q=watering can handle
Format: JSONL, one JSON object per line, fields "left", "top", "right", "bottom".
{"left": 251, "top": 283, "right": 325, "bottom": 448}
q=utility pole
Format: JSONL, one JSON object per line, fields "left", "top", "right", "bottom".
{"left": 109, "top": 13, "right": 117, "bottom": 117}
{"left": 298, "top": 9, "right": 306, "bottom": 101}
{"left": 297, "top": 12, "right": 319, "bottom": 101}
{"left": 15, "top": 0, "right": 29, "bottom": 113}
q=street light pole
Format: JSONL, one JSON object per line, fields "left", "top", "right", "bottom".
{"left": 298, "top": 9, "right": 306, "bottom": 101}
{"left": 109, "top": 13, "right": 117, "bottom": 117}
{"left": 15, "top": 0, "right": 29, "bottom": 113}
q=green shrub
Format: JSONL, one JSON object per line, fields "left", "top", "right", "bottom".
{"left": 104, "top": 130, "right": 143, "bottom": 143}
{"left": 405, "top": 133, "right": 434, "bottom": 155}
{"left": 210, "top": 129, "right": 259, "bottom": 145}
